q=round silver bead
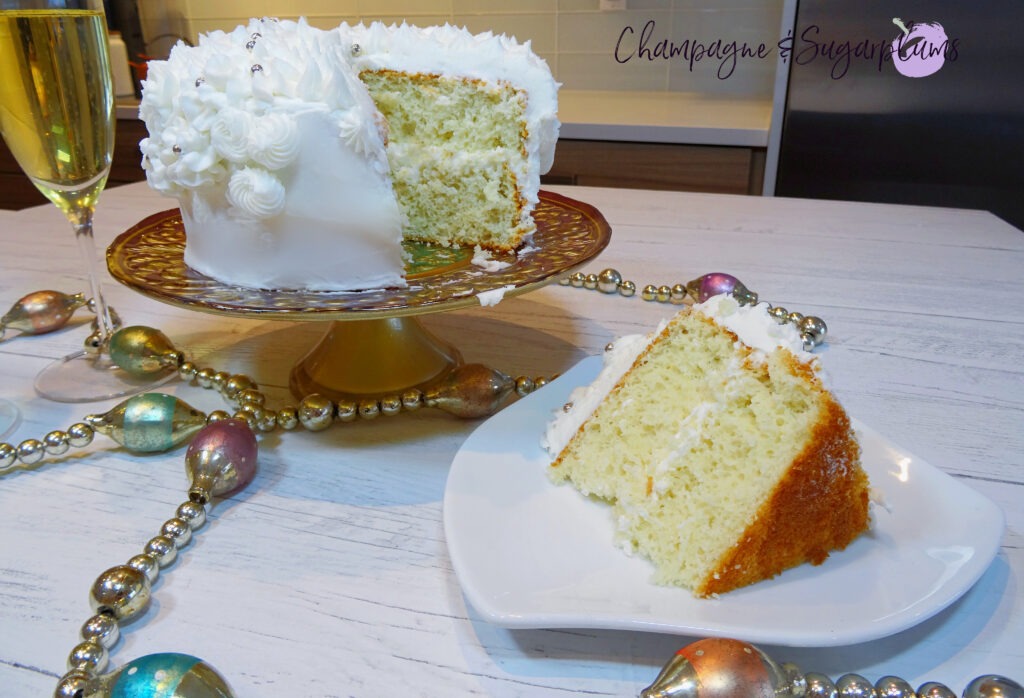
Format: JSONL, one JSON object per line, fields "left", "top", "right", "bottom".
{"left": 164, "top": 349, "right": 185, "bottom": 368}
{"left": 401, "top": 390, "right": 423, "bottom": 410}
{"left": 251, "top": 63, "right": 263, "bottom": 73}
{"left": 534, "top": 376, "right": 549, "bottom": 389}
{"left": 0, "top": 442, "right": 16, "bottom": 470}
{"left": 768, "top": 305, "right": 789, "bottom": 324}
{"left": 258, "top": 409, "right": 278, "bottom": 432}
{"left": 917, "top": 682, "right": 957, "bottom": 698}
{"left": 351, "top": 42, "right": 361, "bottom": 56}
{"left": 336, "top": 400, "right": 358, "bottom": 423}
{"left": 43, "top": 430, "right": 71, "bottom": 456}
{"left": 874, "top": 676, "right": 915, "bottom": 698}
{"left": 515, "top": 376, "right": 535, "bottom": 396}
{"left": 380, "top": 396, "right": 403, "bottom": 416}
{"left": 67, "top": 423, "right": 94, "bottom": 448}
{"left": 298, "top": 394, "right": 335, "bottom": 430}
{"left": 800, "top": 315, "right": 828, "bottom": 344}
{"left": 237, "top": 388, "right": 265, "bottom": 407}
{"left": 55, "top": 670, "right": 97, "bottom": 698}
{"left": 206, "top": 409, "right": 231, "bottom": 424}
{"left": 126, "top": 553, "right": 160, "bottom": 584}
{"left": 160, "top": 517, "right": 193, "bottom": 548}
{"left": 358, "top": 400, "right": 381, "bottom": 420}
{"left": 176, "top": 500, "right": 207, "bottom": 530}
{"left": 232, "top": 410, "right": 259, "bottom": 431}
{"left": 836, "top": 673, "right": 876, "bottom": 697}
{"left": 80, "top": 612, "right": 120, "bottom": 649}
{"left": 787, "top": 311, "right": 805, "bottom": 326}
{"left": 641, "top": 284, "right": 658, "bottom": 301}
{"left": 569, "top": 272, "right": 586, "bottom": 288}
{"left": 619, "top": 280, "right": 636, "bottom": 297}
{"left": 562, "top": 401, "right": 573, "bottom": 413}
{"left": 656, "top": 285, "right": 672, "bottom": 303}
{"left": 596, "top": 268, "right": 622, "bottom": 293}
{"left": 195, "top": 367, "right": 217, "bottom": 388}
{"left": 211, "top": 371, "right": 231, "bottom": 391}
{"left": 178, "top": 360, "right": 198, "bottom": 381}
{"left": 90, "top": 565, "right": 151, "bottom": 621}
{"left": 144, "top": 535, "right": 178, "bottom": 566}
{"left": 671, "top": 284, "right": 687, "bottom": 302}
{"left": 194, "top": 77, "right": 205, "bottom": 87}
{"left": 68, "top": 639, "right": 108, "bottom": 674}
{"left": 245, "top": 38, "right": 257, "bottom": 49}
{"left": 583, "top": 273, "right": 599, "bottom": 290}
{"left": 16, "top": 438, "right": 44, "bottom": 465}
{"left": 276, "top": 406, "right": 299, "bottom": 430}
{"left": 224, "top": 374, "right": 256, "bottom": 399}
{"left": 802, "top": 333, "right": 819, "bottom": 351}
{"left": 963, "top": 675, "right": 1024, "bottom": 698}
{"left": 806, "top": 672, "right": 839, "bottom": 698}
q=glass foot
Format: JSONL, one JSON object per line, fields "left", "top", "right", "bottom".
{"left": 0, "top": 399, "right": 21, "bottom": 440}
{"left": 34, "top": 349, "right": 176, "bottom": 403}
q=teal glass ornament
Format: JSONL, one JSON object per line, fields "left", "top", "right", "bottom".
{"left": 99, "top": 653, "right": 234, "bottom": 698}
{"left": 85, "top": 394, "right": 207, "bottom": 453}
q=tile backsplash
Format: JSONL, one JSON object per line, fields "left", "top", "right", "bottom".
{"left": 138, "top": 0, "right": 784, "bottom": 98}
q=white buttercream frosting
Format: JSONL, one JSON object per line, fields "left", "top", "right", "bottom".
{"left": 140, "top": 18, "right": 405, "bottom": 290}
{"left": 542, "top": 295, "right": 817, "bottom": 457}
{"left": 140, "top": 17, "right": 390, "bottom": 205}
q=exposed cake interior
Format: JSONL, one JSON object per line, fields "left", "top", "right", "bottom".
{"left": 544, "top": 295, "right": 869, "bottom": 596}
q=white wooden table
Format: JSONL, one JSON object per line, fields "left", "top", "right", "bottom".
{"left": 1, "top": 181, "right": 1021, "bottom": 696}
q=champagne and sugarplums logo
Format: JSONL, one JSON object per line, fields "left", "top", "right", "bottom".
{"left": 614, "top": 15, "right": 958, "bottom": 80}
{"left": 890, "top": 17, "right": 950, "bottom": 78}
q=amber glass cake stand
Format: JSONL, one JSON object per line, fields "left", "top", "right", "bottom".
{"left": 107, "top": 192, "right": 610, "bottom": 415}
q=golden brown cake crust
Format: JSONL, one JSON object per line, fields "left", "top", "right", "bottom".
{"left": 696, "top": 355, "right": 869, "bottom": 597}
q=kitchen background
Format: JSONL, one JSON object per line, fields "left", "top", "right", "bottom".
{"left": 133, "top": 0, "right": 785, "bottom": 97}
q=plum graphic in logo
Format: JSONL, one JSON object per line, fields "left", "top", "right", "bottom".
{"left": 891, "top": 17, "right": 949, "bottom": 77}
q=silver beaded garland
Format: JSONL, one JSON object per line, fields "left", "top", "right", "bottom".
{"left": 836, "top": 673, "right": 876, "bottom": 697}
{"left": 562, "top": 269, "right": 829, "bottom": 351}
{"left": 80, "top": 613, "right": 119, "bottom": 649}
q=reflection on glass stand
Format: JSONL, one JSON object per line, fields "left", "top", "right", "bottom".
{"left": 0, "top": 1, "right": 171, "bottom": 402}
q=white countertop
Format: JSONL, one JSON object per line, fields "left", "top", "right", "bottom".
{"left": 118, "top": 90, "right": 774, "bottom": 148}
{"left": 1, "top": 183, "right": 1020, "bottom": 696}
{"left": 558, "top": 89, "right": 772, "bottom": 147}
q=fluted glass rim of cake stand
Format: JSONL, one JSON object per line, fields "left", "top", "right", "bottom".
{"left": 106, "top": 190, "right": 611, "bottom": 321}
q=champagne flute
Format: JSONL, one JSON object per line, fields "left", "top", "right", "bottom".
{"left": 0, "top": 0, "right": 170, "bottom": 401}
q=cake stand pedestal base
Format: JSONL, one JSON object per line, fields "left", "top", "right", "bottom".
{"left": 289, "top": 317, "right": 461, "bottom": 402}
{"left": 289, "top": 317, "right": 518, "bottom": 418}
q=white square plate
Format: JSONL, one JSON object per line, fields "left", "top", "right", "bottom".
{"left": 443, "top": 356, "right": 1005, "bottom": 647}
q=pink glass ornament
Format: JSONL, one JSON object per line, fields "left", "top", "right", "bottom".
{"left": 185, "top": 419, "right": 258, "bottom": 502}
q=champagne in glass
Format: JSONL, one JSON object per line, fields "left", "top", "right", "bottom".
{"left": 0, "top": 1, "right": 169, "bottom": 401}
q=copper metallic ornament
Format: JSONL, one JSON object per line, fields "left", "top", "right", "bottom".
{"left": 0, "top": 290, "right": 86, "bottom": 337}
{"left": 641, "top": 638, "right": 804, "bottom": 698}
{"left": 423, "top": 363, "right": 515, "bottom": 418}
{"left": 644, "top": 639, "right": 1021, "bottom": 698}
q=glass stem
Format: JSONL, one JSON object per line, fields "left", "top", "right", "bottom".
{"left": 72, "top": 212, "right": 116, "bottom": 345}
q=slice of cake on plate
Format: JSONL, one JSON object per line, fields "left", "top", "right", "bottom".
{"left": 543, "top": 294, "right": 870, "bottom": 597}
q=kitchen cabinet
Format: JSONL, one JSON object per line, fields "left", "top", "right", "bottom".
{"left": 544, "top": 139, "right": 765, "bottom": 195}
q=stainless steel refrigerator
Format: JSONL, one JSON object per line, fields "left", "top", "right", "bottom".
{"left": 774, "top": 0, "right": 1024, "bottom": 231}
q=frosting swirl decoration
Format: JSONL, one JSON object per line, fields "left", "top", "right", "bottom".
{"left": 249, "top": 113, "right": 300, "bottom": 170}
{"left": 226, "top": 167, "right": 286, "bottom": 219}
{"left": 139, "top": 17, "right": 390, "bottom": 221}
